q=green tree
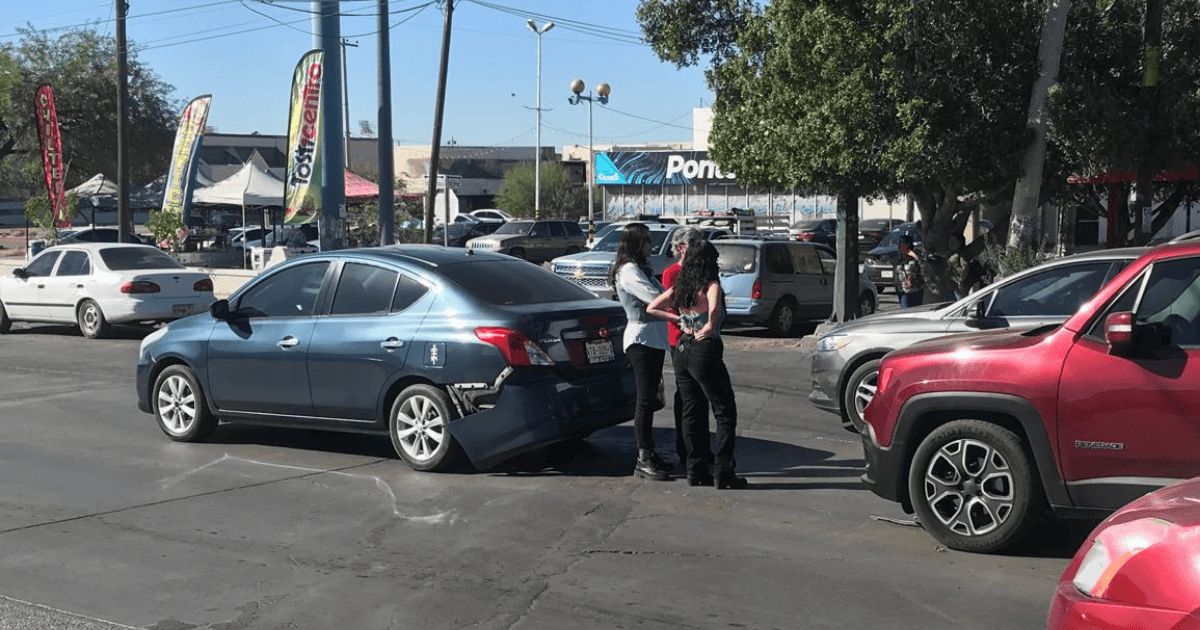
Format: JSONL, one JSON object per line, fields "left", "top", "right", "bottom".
{"left": 0, "top": 26, "right": 179, "bottom": 195}
{"left": 494, "top": 161, "right": 584, "bottom": 219}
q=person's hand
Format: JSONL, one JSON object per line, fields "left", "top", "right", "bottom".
{"left": 693, "top": 324, "right": 712, "bottom": 340}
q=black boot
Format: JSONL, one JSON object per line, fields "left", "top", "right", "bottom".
{"left": 648, "top": 450, "right": 676, "bottom": 473}
{"left": 715, "top": 472, "right": 748, "bottom": 490}
{"left": 634, "top": 449, "right": 670, "bottom": 481}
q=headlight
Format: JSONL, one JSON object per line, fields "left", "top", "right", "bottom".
{"left": 815, "top": 334, "right": 851, "bottom": 352}
{"left": 1072, "top": 517, "right": 1175, "bottom": 597}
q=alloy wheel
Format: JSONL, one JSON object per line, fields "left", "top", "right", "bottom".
{"left": 922, "top": 438, "right": 1015, "bottom": 537}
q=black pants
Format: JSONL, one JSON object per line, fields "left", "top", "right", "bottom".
{"left": 626, "top": 343, "right": 666, "bottom": 451}
{"left": 674, "top": 335, "right": 737, "bottom": 476}
{"left": 672, "top": 344, "right": 706, "bottom": 465}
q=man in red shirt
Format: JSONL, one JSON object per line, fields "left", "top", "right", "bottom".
{"left": 662, "top": 226, "right": 707, "bottom": 470}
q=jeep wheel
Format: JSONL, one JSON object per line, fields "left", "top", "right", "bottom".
{"left": 767, "top": 297, "right": 797, "bottom": 337}
{"left": 908, "top": 420, "right": 1043, "bottom": 553}
{"left": 508, "top": 247, "right": 527, "bottom": 260}
{"left": 841, "top": 359, "right": 881, "bottom": 433}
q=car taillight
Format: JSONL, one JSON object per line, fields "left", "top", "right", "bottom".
{"left": 121, "top": 280, "right": 160, "bottom": 294}
{"left": 751, "top": 278, "right": 762, "bottom": 300}
{"left": 475, "top": 327, "right": 554, "bottom": 367}
{"left": 796, "top": 233, "right": 814, "bottom": 241}
{"left": 193, "top": 278, "right": 213, "bottom": 292}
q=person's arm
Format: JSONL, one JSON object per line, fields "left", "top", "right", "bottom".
{"left": 693, "top": 282, "right": 723, "bottom": 340}
{"left": 616, "top": 264, "right": 661, "bottom": 305}
{"left": 646, "top": 287, "right": 679, "bottom": 323}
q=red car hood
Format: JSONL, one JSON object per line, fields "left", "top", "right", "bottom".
{"left": 1105, "top": 477, "right": 1200, "bottom": 528}
{"left": 887, "top": 324, "right": 1055, "bottom": 361}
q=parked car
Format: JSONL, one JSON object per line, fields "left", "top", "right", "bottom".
{"left": 0, "top": 243, "right": 214, "bottom": 338}
{"left": 1047, "top": 476, "right": 1200, "bottom": 630}
{"left": 858, "top": 218, "right": 904, "bottom": 253}
{"left": 863, "top": 222, "right": 923, "bottom": 292}
{"left": 57, "top": 227, "right": 154, "bottom": 246}
{"left": 789, "top": 218, "right": 838, "bottom": 249}
{"left": 433, "top": 220, "right": 504, "bottom": 247}
{"left": 468, "top": 208, "right": 514, "bottom": 222}
{"left": 811, "top": 247, "right": 1144, "bottom": 433}
{"left": 135, "top": 246, "right": 636, "bottom": 472}
{"left": 550, "top": 223, "right": 730, "bottom": 300}
{"left": 860, "top": 239, "right": 1200, "bottom": 553}
{"left": 466, "top": 219, "right": 587, "bottom": 262}
{"left": 712, "top": 239, "right": 877, "bottom": 336}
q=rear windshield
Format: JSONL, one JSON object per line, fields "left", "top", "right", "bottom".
{"left": 713, "top": 243, "right": 758, "bottom": 274}
{"left": 440, "top": 259, "right": 598, "bottom": 305}
{"left": 100, "top": 247, "right": 186, "bottom": 270}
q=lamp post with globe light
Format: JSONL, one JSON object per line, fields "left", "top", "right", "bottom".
{"left": 568, "top": 79, "right": 610, "bottom": 243}
{"left": 527, "top": 20, "right": 554, "bottom": 219}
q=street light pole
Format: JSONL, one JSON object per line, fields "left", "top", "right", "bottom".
{"left": 568, "top": 79, "right": 610, "bottom": 243}
{"left": 527, "top": 21, "right": 553, "bottom": 219}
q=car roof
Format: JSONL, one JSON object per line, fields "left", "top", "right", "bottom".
{"left": 288, "top": 244, "right": 516, "bottom": 271}
{"left": 47, "top": 242, "right": 160, "bottom": 252}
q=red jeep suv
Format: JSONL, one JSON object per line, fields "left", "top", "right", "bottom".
{"left": 861, "top": 239, "right": 1200, "bottom": 553}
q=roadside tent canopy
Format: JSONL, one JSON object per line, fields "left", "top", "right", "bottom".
{"left": 192, "top": 151, "right": 284, "bottom": 206}
{"left": 345, "top": 170, "right": 380, "bottom": 205}
{"left": 67, "top": 173, "right": 119, "bottom": 198}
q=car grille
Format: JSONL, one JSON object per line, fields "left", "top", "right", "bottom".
{"left": 469, "top": 241, "right": 498, "bottom": 252}
{"left": 552, "top": 262, "right": 611, "bottom": 291}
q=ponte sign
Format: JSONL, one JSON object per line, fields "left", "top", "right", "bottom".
{"left": 594, "top": 150, "right": 739, "bottom": 186}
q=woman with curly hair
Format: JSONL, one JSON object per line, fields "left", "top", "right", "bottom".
{"left": 647, "top": 239, "right": 747, "bottom": 489}
{"left": 609, "top": 223, "right": 672, "bottom": 481}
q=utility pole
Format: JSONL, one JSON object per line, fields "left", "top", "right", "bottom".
{"left": 1133, "top": 0, "right": 1164, "bottom": 245}
{"left": 341, "top": 38, "right": 358, "bottom": 171}
{"left": 832, "top": 190, "right": 859, "bottom": 323}
{"left": 377, "top": 0, "right": 395, "bottom": 245}
{"left": 424, "top": 0, "right": 453, "bottom": 243}
{"left": 115, "top": 0, "right": 130, "bottom": 241}
{"left": 313, "top": 1, "right": 347, "bottom": 250}
{"left": 1007, "top": 0, "right": 1070, "bottom": 250}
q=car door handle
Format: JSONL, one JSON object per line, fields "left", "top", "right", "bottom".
{"left": 380, "top": 337, "right": 404, "bottom": 350}
{"left": 75, "top": 284, "right": 84, "bottom": 289}
{"left": 277, "top": 336, "right": 300, "bottom": 349}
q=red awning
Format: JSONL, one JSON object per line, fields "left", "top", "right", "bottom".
{"left": 1068, "top": 164, "right": 1198, "bottom": 184}
{"left": 345, "top": 170, "right": 380, "bottom": 204}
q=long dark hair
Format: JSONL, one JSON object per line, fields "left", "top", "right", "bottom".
{"left": 608, "top": 223, "right": 652, "bottom": 285}
{"left": 671, "top": 239, "right": 720, "bottom": 310}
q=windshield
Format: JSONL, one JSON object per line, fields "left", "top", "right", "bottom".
{"left": 494, "top": 221, "right": 533, "bottom": 235}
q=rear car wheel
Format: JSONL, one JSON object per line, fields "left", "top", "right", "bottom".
{"left": 908, "top": 420, "right": 1043, "bottom": 553}
{"left": 508, "top": 247, "right": 527, "bottom": 260}
{"left": 153, "top": 365, "right": 218, "bottom": 442}
{"left": 841, "top": 359, "right": 881, "bottom": 433}
{"left": 389, "top": 384, "right": 463, "bottom": 472}
{"left": 0, "top": 301, "right": 10, "bottom": 333}
{"left": 77, "top": 299, "right": 112, "bottom": 339}
{"left": 767, "top": 297, "right": 797, "bottom": 337}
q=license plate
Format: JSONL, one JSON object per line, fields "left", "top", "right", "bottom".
{"left": 881, "top": 269, "right": 894, "bottom": 279}
{"left": 173, "top": 304, "right": 192, "bottom": 315}
{"left": 585, "top": 339, "right": 615, "bottom": 364}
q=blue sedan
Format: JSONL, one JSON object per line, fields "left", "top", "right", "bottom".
{"left": 136, "top": 246, "right": 637, "bottom": 471}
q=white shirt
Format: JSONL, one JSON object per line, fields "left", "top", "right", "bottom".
{"left": 614, "top": 262, "right": 670, "bottom": 351}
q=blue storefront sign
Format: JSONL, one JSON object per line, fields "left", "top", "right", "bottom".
{"left": 595, "top": 151, "right": 739, "bottom": 186}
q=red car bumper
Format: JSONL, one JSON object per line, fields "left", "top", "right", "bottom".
{"left": 1047, "top": 582, "right": 1200, "bottom": 630}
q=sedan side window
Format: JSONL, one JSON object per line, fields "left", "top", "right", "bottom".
{"left": 236, "top": 261, "right": 330, "bottom": 318}
{"left": 391, "top": 275, "right": 429, "bottom": 313}
{"left": 330, "top": 263, "right": 398, "bottom": 316}
{"left": 55, "top": 251, "right": 90, "bottom": 276}
{"left": 988, "top": 262, "right": 1113, "bottom": 317}
{"left": 23, "top": 251, "right": 61, "bottom": 277}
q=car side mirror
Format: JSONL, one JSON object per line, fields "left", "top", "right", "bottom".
{"left": 964, "top": 299, "right": 987, "bottom": 327}
{"left": 210, "top": 299, "right": 232, "bottom": 320}
{"left": 12, "top": 268, "right": 28, "bottom": 280}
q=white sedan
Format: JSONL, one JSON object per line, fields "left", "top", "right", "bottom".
{"left": 0, "top": 243, "right": 215, "bottom": 338}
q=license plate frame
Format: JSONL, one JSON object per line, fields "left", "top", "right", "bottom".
{"left": 172, "top": 304, "right": 192, "bottom": 316}
{"left": 585, "top": 338, "right": 615, "bottom": 364}
{"left": 881, "top": 269, "right": 894, "bottom": 279}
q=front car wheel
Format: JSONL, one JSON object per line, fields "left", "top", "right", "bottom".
{"left": 908, "top": 420, "right": 1043, "bottom": 553}
{"left": 153, "top": 365, "right": 218, "bottom": 442}
{"left": 841, "top": 359, "right": 881, "bottom": 434}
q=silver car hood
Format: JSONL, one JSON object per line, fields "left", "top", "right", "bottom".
{"left": 825, "top": 302, "right": 954, "bottom": 335}
{"left": 552, "top": 250, "right": 614, "bottom": 265}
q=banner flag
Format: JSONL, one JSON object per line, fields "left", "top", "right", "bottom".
{"left": 34, "top": 85, "right": 69, "bottom": 228}
{"left": 284, "top": 49, "right": 324, "bottom": 225}
{"left": 161, "top": 95, "right": 212, "bottom": 223}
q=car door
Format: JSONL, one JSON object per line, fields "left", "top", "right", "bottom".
{"left": 206, "top": 261, "right": 332, "bottom": 416}
{"left": 307, "top": 262, "right": 432, "bottom": 420}
{"left": 547, "top": 221, "right": 570, "bottom": 257}
{"left": 792, "top": 244, "right": 833, "bottom": 318}
{"left": 1057, "top": 255, "right": 1200, "bottom": 509}
{"left": 41, "top": 249, "right": 91, "bottom": 323}
{"left": 527, "top": 221, "right": 553, "bottom": 261}
{"left": 5, "top": 250, "right": 62, "bottom": 319}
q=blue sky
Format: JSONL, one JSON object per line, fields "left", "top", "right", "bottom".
{"left": 2, "top": 1, "right": 714, "bottom": 148}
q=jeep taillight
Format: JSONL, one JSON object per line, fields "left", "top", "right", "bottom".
{"left": 751, "top": 278, "right": 762, "bottom": 300}
{"left": 475, "top": 327, "right": 554, "bottom": 366}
